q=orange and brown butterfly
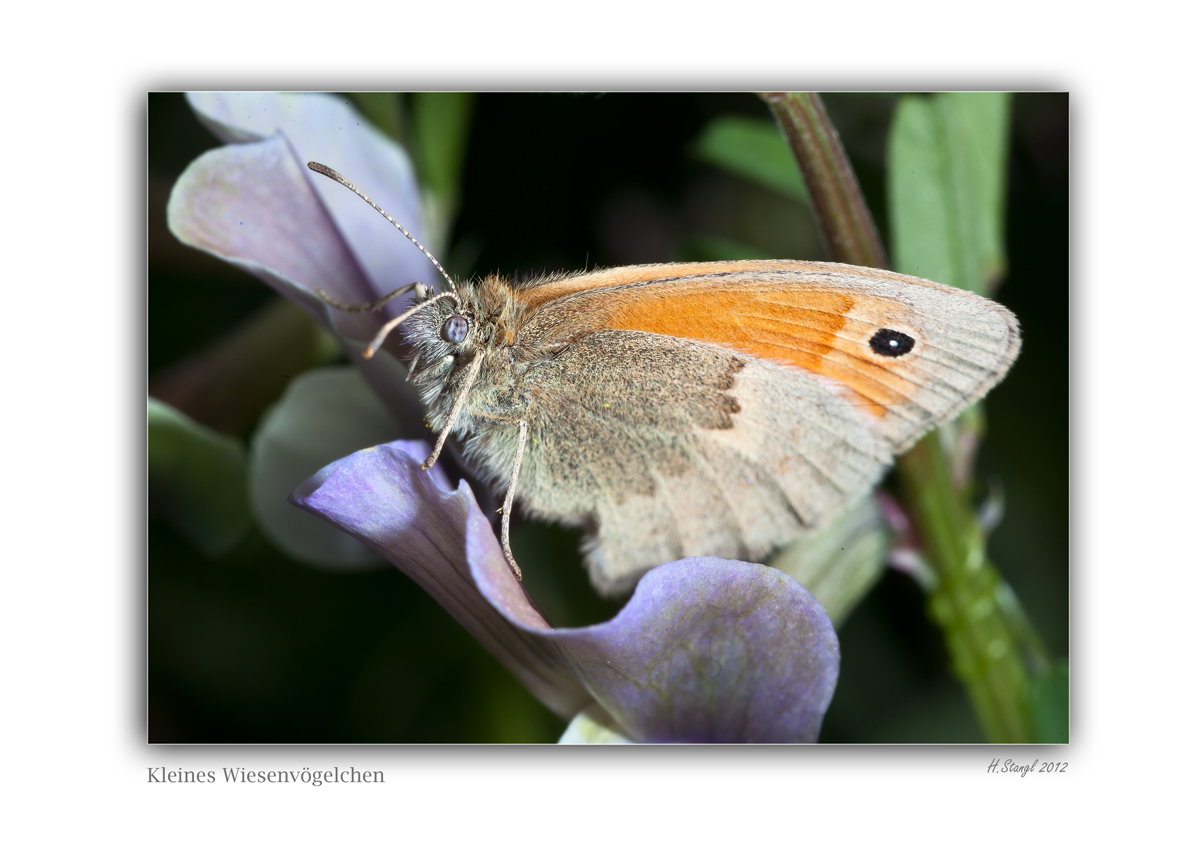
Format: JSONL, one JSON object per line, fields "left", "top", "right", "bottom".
{"left": 308, "top": 162, "right": 1020, "bottom": 596}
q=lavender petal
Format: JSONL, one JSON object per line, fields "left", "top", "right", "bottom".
{"left": 186, "top": 92, "right": 436, "bottom": 296}
{"left": 295, "top": 442, "right": 840, "bottom": 742}
{"left": 290, "top": 442, "right": 591, "bottom": 720}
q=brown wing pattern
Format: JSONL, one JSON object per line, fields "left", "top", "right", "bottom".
{"left": 466, "top": 331, "right": 889, "bottom": 595}
{"left": 482, "top": 261, "right": 1020, "bottom": 592}
{"left": 516, "top": 261, "right": 1020, "bottom": 452}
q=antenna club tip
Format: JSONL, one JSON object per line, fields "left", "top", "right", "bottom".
{"left": 362, "top": 349, "right": 377, "bottom": 360}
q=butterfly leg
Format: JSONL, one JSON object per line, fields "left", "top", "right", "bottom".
{"left": 313, "top": 283, "right": 468, "bottom": 359}
{"left": 468, "top": 412, "right": 529, "bottom": 581}
{"left": 423, "top": 350, "right": 484, "bottom": 469}
{"left": 499, "top": 419, "right": 528, "bottom": 581}
{"left": 313, "top": 281, "right": 427, "bottom": 313}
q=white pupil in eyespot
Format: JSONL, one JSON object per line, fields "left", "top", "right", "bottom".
{"left": 442, "top": 315, "right": 469, "bottom": 344}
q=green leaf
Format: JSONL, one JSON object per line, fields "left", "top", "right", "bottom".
{"left": 149, "top": 398, "right": 252, "bottom": 555}
{"left": 345, "top": 92, "right": 405, "bottom": 144}
{"left": 694, "top": 116, "right": 810, "bottom": 204}
{"left": 411, "top": 93, "right": 475, "bottom": 254}
{"left": 888, "top": 93, "right": 1011, "bottom": 294}
{"left": 411, "top": 92, "right": 474, "bottom": 198}
{"left": 1031, "top": 662, "right": 1069, "bottom": 743}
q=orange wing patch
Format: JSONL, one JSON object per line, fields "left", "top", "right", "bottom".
{"left": 517, "top": 260, "right": 814, "bottom": 309}
{"left": 603, "top": 286, "right": 915, "bottom": 419}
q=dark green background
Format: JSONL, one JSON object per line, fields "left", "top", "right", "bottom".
{"left": 148, "top": 93, "right": 1068, "bottom": 743}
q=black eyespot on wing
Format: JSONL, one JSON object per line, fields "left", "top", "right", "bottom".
{"left": 869, "top": 328, "right": 915, "bottom": 357}
{"left": 441, "top": 315, "right": 469, "bottom": 344}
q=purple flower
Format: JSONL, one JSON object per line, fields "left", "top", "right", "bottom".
{"left": 292, "top": 440, "right": 840, "bottom": 742}
{"left": 168, "top": 93, "right": 436, "bottom": 566}
{"left": 168, "top": 93, "right": 432, "bottom": 426}
{"left": 167, "top": 92, "right": 841, "bottom": 742}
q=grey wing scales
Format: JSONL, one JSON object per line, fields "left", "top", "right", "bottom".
{"left": 484, "top": 330, "right": 892, "bottom": 596}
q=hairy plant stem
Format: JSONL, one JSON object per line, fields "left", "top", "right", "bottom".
{"left": 761, "top": 92, "right": 887, "bottom": 269}
{"left": 762, "top": 91, "right": 1033, "bottom": 741}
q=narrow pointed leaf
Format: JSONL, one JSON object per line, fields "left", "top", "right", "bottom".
{"left": 888, "top": 93, "right": 1011, "bottom": 295}
{"left": 695, "top": 116, "right": 810, "bottom": 204}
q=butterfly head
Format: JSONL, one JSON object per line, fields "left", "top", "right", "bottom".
{"left": 398, "top": 284, "right": 475, "bottom": 385}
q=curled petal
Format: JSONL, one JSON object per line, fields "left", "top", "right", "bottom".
{"left": 482, "top": 548, "right": 840, "bottom": 743}
{"left": 166, "top": 136, "right": 429, "bottom": 430}
{"left": 167, "top": 136, "right": 379, "bottom": 334}
{"left": 186, "top": 92, "right": 435, "bottom": 295}
{"left": 250, "top": 367, "right": 403, "bottom": 569}
{"left": 291, "top": 441, "right": 591, "bottom": 720}
{"left": 293, "top": 442, "right": 840, "bottom": 742}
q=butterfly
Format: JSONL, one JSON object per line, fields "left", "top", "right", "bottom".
{"left": 308, "top": 162, "right": 1021, "bottom": 596}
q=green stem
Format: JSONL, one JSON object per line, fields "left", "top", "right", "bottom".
{"left": 897, "top": 439, "right": 1031, "bottom": 742}
{"left": 763, "top": 92, "right": 1033, "bottom": 741}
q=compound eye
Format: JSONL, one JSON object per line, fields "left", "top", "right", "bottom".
{"left": 441, "top": 315, "right": 469, "bottom": 344}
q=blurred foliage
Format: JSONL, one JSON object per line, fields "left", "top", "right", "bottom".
{"left": 769, "top": 497, "right": 889, "bottom": 629}
{"left": 889, "top": 93, "right": 1011, "bottom": 295}
{"left": 148, "top": 92, "right": 1067, "bottom": 743}
{"left": 693, "top": 115, "right": 810, "bottom": 204}
{"left": 411, "top": 93, "right": 474, "bottom": 203}
{"left": 410, "top": 92, "right": 475, "bottom": 256}
{"left": 148, "top": 398, "right": 252, "bottom": 556}
{"left": 1031, "top": 662, "right": 1070, "bottom": 744}
{"left": 346, "top": 93, "right": 406, "bottom": 145}
{"left": 883, "top": 92, "right": 1036, "bottom": 741}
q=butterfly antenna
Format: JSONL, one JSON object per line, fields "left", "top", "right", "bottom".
{"left": 307, "top": 161, "right": 456, "bottom": 293}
